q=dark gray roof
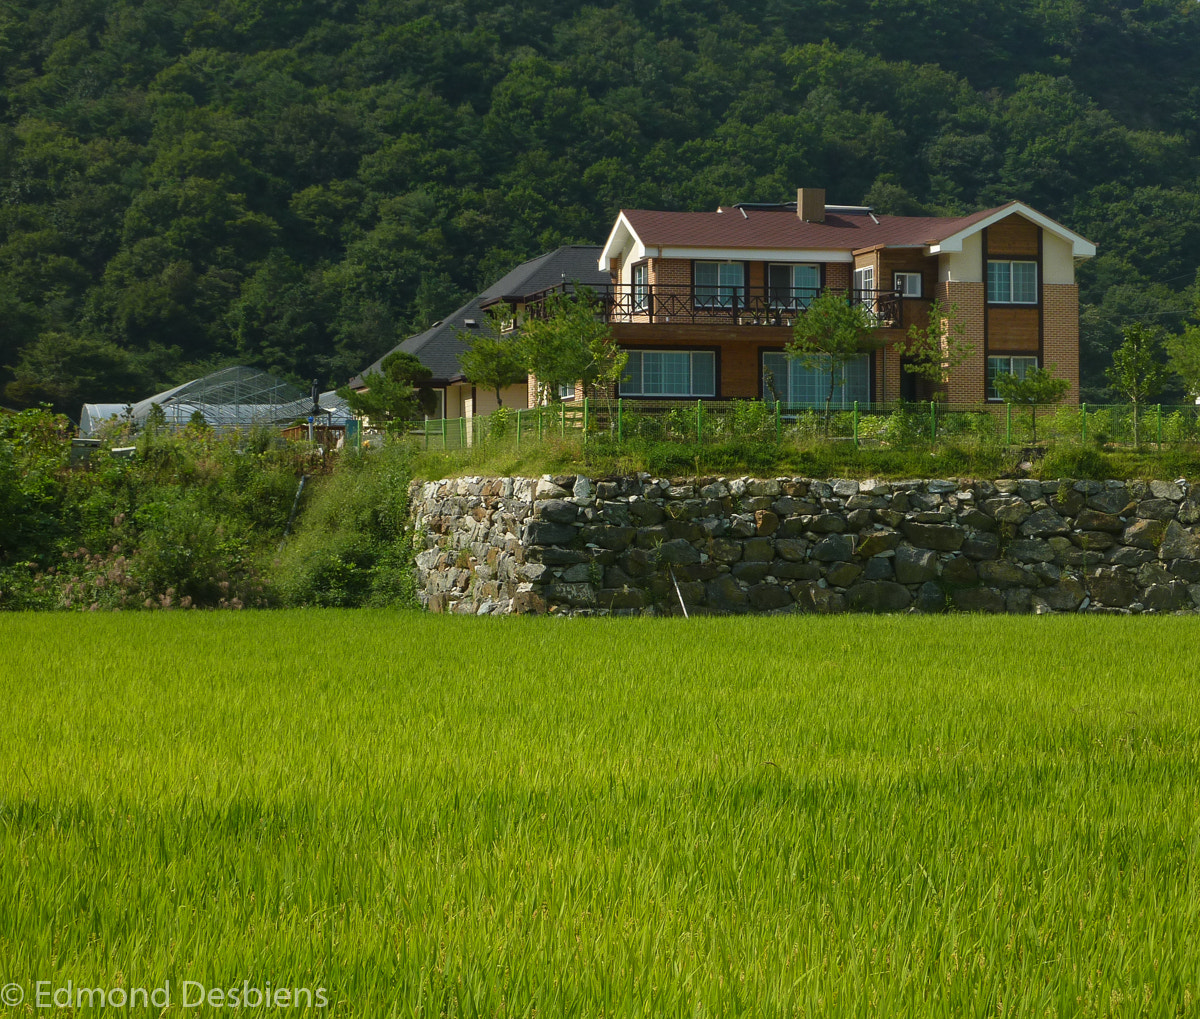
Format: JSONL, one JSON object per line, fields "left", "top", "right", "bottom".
{"left": 349, "top": 245, "right": 607, "bottom": 387}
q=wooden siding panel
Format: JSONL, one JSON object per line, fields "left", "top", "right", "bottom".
{"left": 987, "top": 216, "right": 1039, "bottom": 256}
{"left": 987, "top": 308, "right": 1039, "bottom": 351}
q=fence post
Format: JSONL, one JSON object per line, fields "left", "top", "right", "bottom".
{"left": 696, "top": 399, "right": 702, "bottom": 443}
{"left": 441, "top": 416, "right": 447, "bottom": 449}
{"left": 560, "top": 402, "right": 565, "bottom": 438}
{"left": 775, "top": 400, "right": 781, "bottom": 442}
{"left": 1005, "top": 403, "right": 1012, "bottom": 445}
{"left": 424, "top": 417, "right": 429, "bottom": 450}
{"left": 583, "top": 397, "right": 589, "bottom": 443}
{"left": 1080, "top": 403, "right": 1086, "bottom": 444}
{"left": 516, "top": 408, "right": 522, "bottom": 447}
{"left": 853, "top": 401, "right": 859, "bottom": 449}
{"left": 1157, "top": 403, "right": 1163, "bottom": 446}
{"left": 929, "top": 399, "right": 936, "bottom": 441}
{"left": 618, "top": 398, "right": 623, "bottom": 442}
{"left": 459, "top": 417, "right": 465, "bottom": 448}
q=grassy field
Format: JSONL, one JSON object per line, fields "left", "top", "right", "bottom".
{"left": 2, "top": 612, "right": 1199, "bottom": 1017}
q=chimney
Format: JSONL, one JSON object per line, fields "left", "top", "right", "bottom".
{"left": 797, "top": 188, "right": 826, "bottom": 224}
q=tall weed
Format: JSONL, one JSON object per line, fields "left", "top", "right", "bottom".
{"left": 274, "top": 442, "right": 416, "bottom": 607}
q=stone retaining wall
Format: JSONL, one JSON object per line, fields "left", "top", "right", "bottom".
{"left": 410, "top": 475, "right": 1200, "bottom": 616}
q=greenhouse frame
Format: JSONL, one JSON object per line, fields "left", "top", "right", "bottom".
{"left": 80, "top": 366, "right": 351, "bottom": 436}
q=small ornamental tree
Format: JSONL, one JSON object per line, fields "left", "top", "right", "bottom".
{"left": 787, "top": 291, "right": 878, "bottom": 435}
{"left": 519, "top": 289, "right": 626, "bottom": 405}
{"left": 456, "top": 304, "right": 527, "bottom": 407}
{"left": 993, "top": 364, "right": 1070, "bottom": 443}
{"left": 1166, "top": 320, "right": 1200, "bottom": 400}
{"left": 898, "top": 300, "right": 974, "bottom": 389}
{"left": 1106, "top": 323, "right": 1168, "bottom": 447}
{"left": 338, "top": 351, "right": 435, "bottom": 434}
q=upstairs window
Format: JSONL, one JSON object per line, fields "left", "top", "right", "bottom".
{"left": 622, "top": 350, "right": 716, "bottom": 397}
{"left": 768, "top": 264, "right": 820, "bottom": 309}
{"left": 853, "top": 265, "right": 875, "bottom": 296}
{"left": 987, "top": 260, "right": 1037, "bottom": 304}
{"left": 894, "top": 272, "right": 923, "bottom": 297}
{"left": 694, "top": 262, "right": 744, "bottom": 309}
{"left": 632, "top": 263, "right": 649, "bottom": 313}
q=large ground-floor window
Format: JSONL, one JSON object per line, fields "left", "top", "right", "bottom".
{"left": 621, "top": 349, "right": 716, "bottom": 397}
{"left": 986, "top": 354, "right": 1039, "bottom": 400}
{"left": 761, "top": 351, "right": 870, "bottom": 408}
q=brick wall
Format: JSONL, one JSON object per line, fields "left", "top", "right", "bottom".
{"left": 648, "top": 258, "right": 690, "bottom": 289}
{"left": 1043, "top": 284, "right": 1080, "bottom": 404}
{"left": 825, "top": 262, "right": 851, "bottom": 291}
{"left": 942, "top": 281, "right": 987, "bottom": 405}
{"left": 879, "top": 342, "right": 904, "bottom": 402}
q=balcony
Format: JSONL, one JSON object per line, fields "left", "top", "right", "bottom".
{"left": 524, "top": 283, "right": 903, "bottom": 329}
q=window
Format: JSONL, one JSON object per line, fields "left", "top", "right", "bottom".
{"left": 987, "top": 260, "right": 1037, "bottom": 304}
{"left": 987, "top": 355, "right": 1039, "bottom": 400}
{"left": 852, "top": 265, "right": 876, "bottom": 313}
{"left": 621, "top": 350, "right": 716, "bottom": 397}
{"left": 558, "top": 382, "right": 577, "bottom": 401}
{"left": 768, "top": 264, "right": 821, "bottom": 309}
{"left": 894, "top": 272, "right": 922, "bottom": 297}
{"left": 762, "top": 351, "right": 870, "bottom": 408}
{"left": 694, "top": 261, "right": 744, "bottom": 309}
{"left": 853, "top": 265, "right": 875, "bottom": 297}
{"left": 632, "top": 263, "right": 649, "bottom": 313}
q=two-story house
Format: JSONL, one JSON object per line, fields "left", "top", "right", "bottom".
{"left": 592, "top": 189, "right": 1095, "bottom": 407}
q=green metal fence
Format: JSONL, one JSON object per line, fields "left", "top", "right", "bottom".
{"left": 408, "top": 399, "right": 1200, "bottom": 453}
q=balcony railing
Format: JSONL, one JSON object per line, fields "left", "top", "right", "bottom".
{"left": 523, "top": 283, "right": 903, "bottom": 328}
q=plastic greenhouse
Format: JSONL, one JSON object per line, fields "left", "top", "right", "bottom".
{"left": 80, "top": 366, "right": 351, "bottom": 436}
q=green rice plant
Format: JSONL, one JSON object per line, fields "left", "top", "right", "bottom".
{"left": 2, "top": 613, "right": 1199, "bottom": 1017}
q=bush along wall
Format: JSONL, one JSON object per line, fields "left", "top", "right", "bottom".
{"left": 411, "top": 475, "right": 1200, "bottom": 616}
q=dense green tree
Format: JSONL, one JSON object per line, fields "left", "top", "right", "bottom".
{"left": 518, "top": 291, "right": 625, "bottom": 405}
{"left": 4, "top": 332, "right": 146, "bottom": 417}
{"left": 1165, "top": 294, "right": 1200, "bottom": 401}
{"left": 457, "top": 306, "right": 527, "bottom": 407}
{"left": 338, "top": 351, "right": 435, "bottom": 433}
{"left": 0, "top": 0, "right": 1198, "bottom": 408}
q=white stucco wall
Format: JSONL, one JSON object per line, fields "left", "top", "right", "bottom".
{"left": 939, "top": 233, "right": 983, "bottom": 283}
{"left": 1041, "top": 233, "right": 1076, "bottom": 285}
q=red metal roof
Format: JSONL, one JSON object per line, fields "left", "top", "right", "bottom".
{"left": 620, "top": 203, "right": 1010, "bottom": 251}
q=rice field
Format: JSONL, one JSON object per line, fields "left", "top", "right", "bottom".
{"left": 2, "top": 612, "right": 1199, "bottom": 1017}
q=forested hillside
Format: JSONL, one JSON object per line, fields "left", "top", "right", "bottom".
{"left": 2, "top": 0, "right": 1199, "bottom": 411}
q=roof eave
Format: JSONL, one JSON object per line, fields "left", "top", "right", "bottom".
{"left": 598, "top": 212, "right": 644, "bottom": 268}
{"left": 927, "top": 201, "right": 1096, "bottom": 258}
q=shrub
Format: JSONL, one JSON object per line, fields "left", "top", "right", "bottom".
{"left": 274, "top": 442, "right": 416, "bottom": 608}
{"left": 1039, "top": 445, "right": 1118, "bottom": 480}
{"left": 488, "top": 406, "right": 511, "bottom": 439}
